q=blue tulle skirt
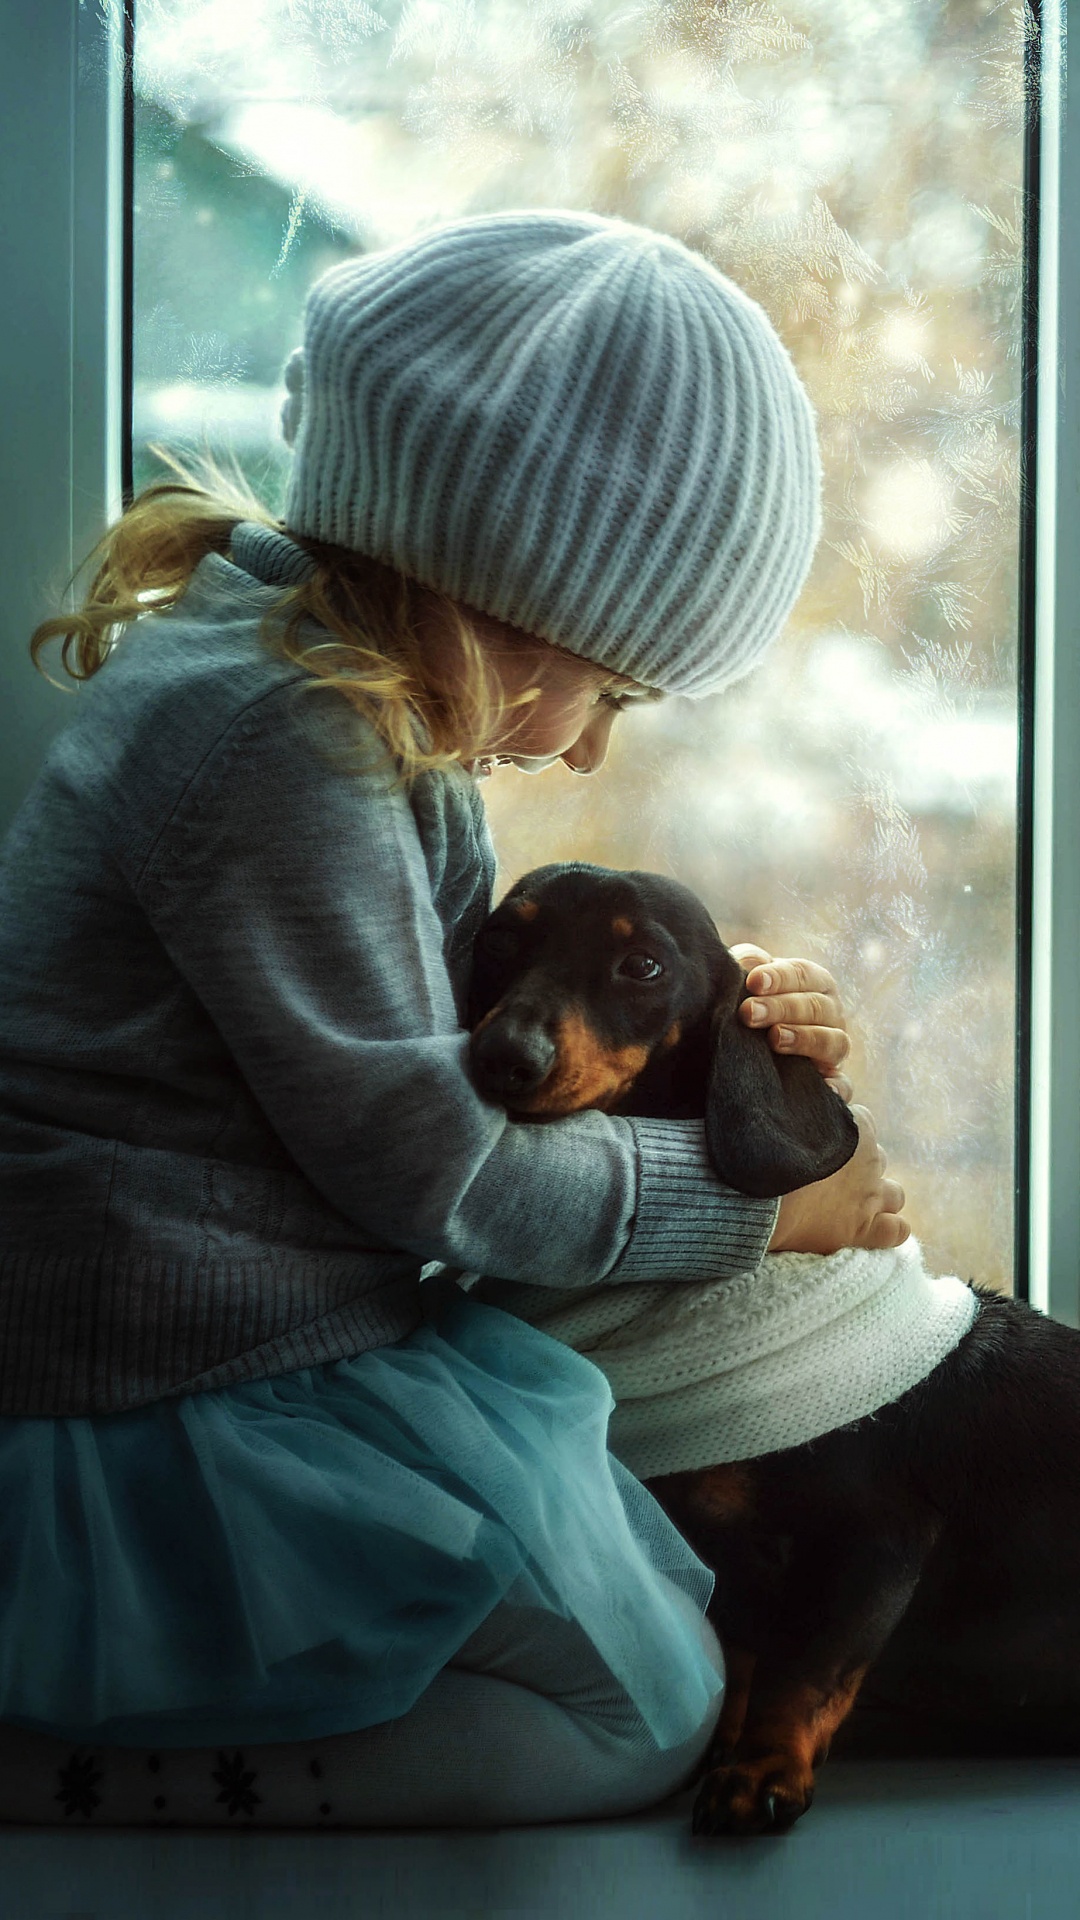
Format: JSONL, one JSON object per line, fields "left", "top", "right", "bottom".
{"left": 0, "top": 1282, "right": 721, "bottom": 1752}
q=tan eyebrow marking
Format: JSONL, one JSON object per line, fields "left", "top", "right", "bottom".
{"left": 511, "top": 898, "right": 539, "bottom": 921}
{"left": 612, "top": 917, "right": 634, "bottom": 940}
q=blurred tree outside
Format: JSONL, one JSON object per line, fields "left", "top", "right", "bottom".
{"left": 131, "top": 0, "right": 1028, "bottom": 1293}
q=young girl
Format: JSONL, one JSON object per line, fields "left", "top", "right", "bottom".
{"left": 0, "top": 209, "right": 906, "bottom": 1829}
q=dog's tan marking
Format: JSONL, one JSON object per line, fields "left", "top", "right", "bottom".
{"left": 697, "top": 1663, "right": 872, "bottom": 1835}
{"left": 663, "top": 1022, "right": 682, "bottom": 1049}
{"left": 740, "top": 1664, "right": 872, "bottom": 1774}
{"left": 517, "top": 1009, "right": 649, "bottom": 1115}
{"left": 612, "top": 916, "right": 635, "bottom": 940}
{"left": 663, "top": 1462, "right": 756, "bottom": 1525}
{"left": 511, "top": 898, "right": 539, "bottom": 921}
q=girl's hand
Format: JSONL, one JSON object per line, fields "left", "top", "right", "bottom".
{"left": 729, "top": 943, "right": 853, "bottom": 1104}
{"left": 767, "top": 1106, "right": 910, "bottom": 1255}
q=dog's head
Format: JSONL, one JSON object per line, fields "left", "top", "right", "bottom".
{"left": 468, "top": 862, "right": 858, "bottom": 1199}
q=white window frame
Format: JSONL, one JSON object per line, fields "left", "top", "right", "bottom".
{"left": 0, "top": 0, "right": 1075, "bottom": 1319}
{"left": 1028, "top": 0, "right": 1080, "bottom": 1324}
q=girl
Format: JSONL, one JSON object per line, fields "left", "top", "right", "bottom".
{"left": 0, "top": 209, "right": 906, "bottom": 1829}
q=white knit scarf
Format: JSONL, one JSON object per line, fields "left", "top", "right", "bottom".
{"left": 472, "top": 1240, "right": 979, "bottom": 1480}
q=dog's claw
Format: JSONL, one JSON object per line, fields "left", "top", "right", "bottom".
{"left": 691, "top": 1762, "right": 814, "bottom": 1839}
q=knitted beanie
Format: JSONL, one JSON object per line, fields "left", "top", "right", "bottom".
{"left": 470, "top": 1240, "right": 980, "bottom": 1479}
{"left": 279, "top": 209, "right": 822, "bottom": 698}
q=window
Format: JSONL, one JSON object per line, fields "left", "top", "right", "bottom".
{"left": 131, "top": 0, "right": 1029, "bottom": 1298}
{"left": 5, "top": 1, "right": 1073, "bottom": 1311}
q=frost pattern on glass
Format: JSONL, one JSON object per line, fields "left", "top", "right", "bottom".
{"left": 132, "top": 0, "right": 1028, "bottom": 1292}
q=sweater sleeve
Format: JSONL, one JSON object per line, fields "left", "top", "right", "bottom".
{"left": 137, "top": 683, "right": 777, "bottom": 1289}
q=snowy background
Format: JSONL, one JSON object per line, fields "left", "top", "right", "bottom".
{"left": 128, "top": 0, "right": 1029, "bottom": 1291}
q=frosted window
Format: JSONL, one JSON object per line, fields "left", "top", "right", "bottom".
{"left": 133, "top": 1, "right": 1028, "bottom": 1293}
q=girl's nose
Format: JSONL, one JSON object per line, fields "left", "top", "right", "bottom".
{"left": 560, "top": 706, "right": 618, "bottom": 776}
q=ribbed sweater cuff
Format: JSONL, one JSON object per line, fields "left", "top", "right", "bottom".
{"left": 610, "top": 1118, "right": 780, "bottom": 1284}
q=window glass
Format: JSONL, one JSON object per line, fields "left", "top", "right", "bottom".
{"left": 133, "top": 0, "right": 1027, "bottom": 1293}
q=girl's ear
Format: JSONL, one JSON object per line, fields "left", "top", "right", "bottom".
{"left": 704, "top": 993, "right": 860, "bottom": 1200}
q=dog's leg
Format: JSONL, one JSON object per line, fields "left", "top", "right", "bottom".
{"left": 694, "top": 1515, "right": 939, "bottom": 1838}
{"left": 680, "top": 1645, "right": 756, "bottom": 1791}
{"left": 713, "top": 1644, "right": 756, "bottom": 1761}
{"left": 694, "top": 1658, "right": 872, "bottom": 1836}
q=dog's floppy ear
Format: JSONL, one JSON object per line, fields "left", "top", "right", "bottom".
{"left": 705, "top": 988, "right": 860, "bottom": 1200}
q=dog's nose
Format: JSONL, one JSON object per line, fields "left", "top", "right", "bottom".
{"left": 469, "top": 1019, "right": 557, "bottom": 1100}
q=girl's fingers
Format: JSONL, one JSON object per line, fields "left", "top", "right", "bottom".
{"left": 763, "top": 1023, "right": 852, "bottom": 1070}
{"left": 734, "top": 954, "right": 852, "bottom": 1078}
{"left": 864, "top": 1211, "right": 912, "bottom": 1250}
{"left": 743, "top": 957, "right": 840, "bottom": 1001}
{"left": 740, "top": 989, "right": 846, "bottom": 1033}
{"left": 825, "top": 1073, "right": 854, "bottom": 1104}
{"left": 880, "top": 1177, "right": 906, "bottom": 1215}
{"left": 729, "top": 943, "right": 773, "bottom": 973}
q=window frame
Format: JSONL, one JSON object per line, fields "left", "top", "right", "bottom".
{"left": 0, "top": 0, "right": 128, "bottom": 822}
{"left": 1026, "top": 0, "right": 1080, "bottom": 1324}
{"left": 0, "top": 0, "right": 1074, "bottom": 1318}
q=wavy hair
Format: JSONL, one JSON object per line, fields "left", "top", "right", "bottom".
{"left": 29, "top": 446, "right": 644, "bottom": 784}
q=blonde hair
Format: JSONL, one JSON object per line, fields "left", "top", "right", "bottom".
{"left": 29, "top": 446, "right": 645, "bottom": 784}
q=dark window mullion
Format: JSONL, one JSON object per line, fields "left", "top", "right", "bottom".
{"left": 1013, "top": 0, "right": 1044, "bottom": 1306}
{"left": 121, "top": 0, "right": 136, "bottom": 513}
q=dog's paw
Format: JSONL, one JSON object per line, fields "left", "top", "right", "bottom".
{"left": 691, "top": 1756, "right": 814, "bottom": 1837}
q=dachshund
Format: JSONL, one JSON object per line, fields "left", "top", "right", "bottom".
{"left": 467, "top": 861, "right": 1080, "bottom": 1837}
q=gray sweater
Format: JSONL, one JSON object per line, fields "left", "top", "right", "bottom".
{"left": 0, "top": 522, "right": 777, "bottom": 1416}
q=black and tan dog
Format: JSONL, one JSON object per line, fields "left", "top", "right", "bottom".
{"left": 468, "top": 861, "right": 1080, "bottom": 1837}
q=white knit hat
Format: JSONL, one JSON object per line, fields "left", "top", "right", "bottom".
{"left": 279, "top": 209, "right": 822, "bottom": 698}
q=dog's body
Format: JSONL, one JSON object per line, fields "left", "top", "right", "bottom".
{"left": 651, "top": 1295, "right": 1080, "bottom": 1833}
{"left": 467, "top": 862, "right": 1079, "bottom": 1836}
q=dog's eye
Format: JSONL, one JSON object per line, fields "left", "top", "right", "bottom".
{"left": 616, "top": 952, "right": 664, "bottom": 983}
{"left": 479, "top": 927, "right": 520, "bottom": 962}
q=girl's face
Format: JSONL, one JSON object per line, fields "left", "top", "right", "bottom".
{"left": 473, "top": 620, "right": 656, "bottom": 779}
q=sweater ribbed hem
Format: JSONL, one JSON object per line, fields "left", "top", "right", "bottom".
{"left": 0, "top": 1247, "right": 421, "bottom": 1417}
{"left": 609, "top": 1118, "right": 779, "bottom": 1283}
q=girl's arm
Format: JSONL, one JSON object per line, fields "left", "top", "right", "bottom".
{"left": 137, "top": 684, "right": 777, "bottom": 1291}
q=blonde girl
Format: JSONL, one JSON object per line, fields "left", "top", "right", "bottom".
{"left": 0, "top": 210, "right": 905, "bottom": 1829}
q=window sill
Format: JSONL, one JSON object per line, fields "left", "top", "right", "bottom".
{"left": 3, "top": 1752, "right": 1079, "bottom": 1919}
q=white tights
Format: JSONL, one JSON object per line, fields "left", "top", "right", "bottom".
{"left": 0, "top": 1581, "right": 724, "bottom": 1829}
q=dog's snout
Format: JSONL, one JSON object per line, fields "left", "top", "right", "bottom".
{"left": 470, "top": 1018, "right": 556, "bottom": 1100}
